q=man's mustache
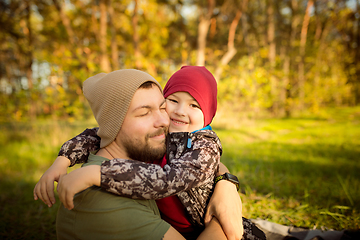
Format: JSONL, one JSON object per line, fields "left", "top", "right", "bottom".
{"left": 147, "top": 127, "right": 168, "bottom": 138}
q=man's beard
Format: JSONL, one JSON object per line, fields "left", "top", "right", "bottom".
{"left": 120, "top": 127, "right": 168, "bottom": 163}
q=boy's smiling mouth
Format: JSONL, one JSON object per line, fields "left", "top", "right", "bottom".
{"left": 171, "top": 118, "right": 188, "bottom": 125}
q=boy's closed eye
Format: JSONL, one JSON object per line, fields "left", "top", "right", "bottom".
{"left": 166, "top": 98, "right": 178, "bottom": 104}
{"left": 190, "top": 103, "right": 201, "bottom": 109}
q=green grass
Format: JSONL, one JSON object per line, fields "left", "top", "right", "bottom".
{"left": 213, "top": 107, "right": 360, "bottom": 230}
{"left": 0, "top": 120, "right": 97, "bottom": 239}
{"left": 0, "top": 107, "right": 359, "bottom": 239}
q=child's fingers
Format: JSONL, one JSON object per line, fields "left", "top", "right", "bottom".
{"left": 40, "top": 181, "right": 52, "bottom": 207}
{"left": 57, "top": 174, "right": 75, "bottom": 210}
{"left": 34, "top": 181, "right": 48, "bottom": 205}
{"left": 61, "top": 191, "right": 71, "bottom": 210}
{"left": 66, "top": 192, "right": 74, "bottom": 210}
{"left": 33, "top": 183, "right": 39, "bottom": 200}
{"left": 58, "top": 175, "right": 71, "bottom": 209}
{"left": 62, "top": 185, "right": 74, "bottom": 210}
{"left": 46, "top": 180, "right": 56, "bottom": 205}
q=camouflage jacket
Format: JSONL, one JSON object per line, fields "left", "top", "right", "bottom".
{"left": 58, "top": 128, "right": 222, "bottom": 227}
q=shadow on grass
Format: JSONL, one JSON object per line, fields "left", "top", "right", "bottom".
{"left": 0, "top": 178, "right": 59, "bottom": 240}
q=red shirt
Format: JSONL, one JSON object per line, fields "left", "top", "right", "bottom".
{"left": 155, "top": 156, "right": 194, "bottom": 234}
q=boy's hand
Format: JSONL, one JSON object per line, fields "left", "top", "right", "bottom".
{"left": 57, "top": 165, "right": 101, "bottom": 210}
{"left": 33, "top": 156, "right": 70, "bottom": 207}
{"left": 204, "top": 180, "right": 244, "bottom": 240}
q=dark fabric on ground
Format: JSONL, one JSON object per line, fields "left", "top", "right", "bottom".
{"left": 243, "top": 217, "right": 267, "bottom": 240}
{"left": 251, "top": 219, "right": 360, "bottom": 240}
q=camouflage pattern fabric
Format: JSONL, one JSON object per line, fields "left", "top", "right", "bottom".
{"left": 101, "top": 130, "right": 222, "bottom": 227}
{"left": 58, "top": 128, "right": 100, "bottom": 166}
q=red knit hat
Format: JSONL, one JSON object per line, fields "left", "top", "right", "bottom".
{"left": 163, "top": 66, "right": 217, "bottom": 127}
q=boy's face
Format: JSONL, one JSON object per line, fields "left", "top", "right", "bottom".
{"left": 166, "top": 91, "right": 204, "bottom": 133}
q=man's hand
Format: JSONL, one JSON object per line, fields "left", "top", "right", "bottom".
{"left": 204, "top": 180, "right": 244, "bottom": 240}
{"left": 57, "top": 165, "right": 101, "bottom": 210}
{"left": 33, "top": 156, "right": 70, "bottom": 207}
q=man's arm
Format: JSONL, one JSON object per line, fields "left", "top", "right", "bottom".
{"left": 217, "top": 162, "right": 230, "bottom": 176}
{"left": 196, "top": 217, "right": 227, "bottom": 240}
{"left": 162, "top": 218, "right": 227, "bottom": 240}
{"left": 204, "top": 162, "right": 244, "bottom": 240}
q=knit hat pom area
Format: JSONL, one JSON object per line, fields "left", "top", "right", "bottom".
{"left": 83, "top": 69, "right": 162, "bottom": 148}
{"left": 163, "top": 66, "right": 218, "bottom": 127}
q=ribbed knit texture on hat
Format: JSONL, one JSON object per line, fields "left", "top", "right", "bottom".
{"left": 163, "top": 66, "right": 217, "bottom": 127}
{"left": 83, "top": 69, "right": 162, "bottom": 148}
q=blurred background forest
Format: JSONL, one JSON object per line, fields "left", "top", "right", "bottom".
{"left": 1, "top": 0, "right": 360, "bottom": 121}
{"left": 1, "top": 0, "right": 360, "bottom": 239}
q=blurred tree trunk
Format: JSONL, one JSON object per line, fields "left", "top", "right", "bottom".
{"left": 53, "top": 0, "right": 76, "bottom": 45}
{"left": 52, "top": 0, "right": 86, "bottom": 97}
{"left": 355, "top": 0, "right": 360, "bottom": 104}
{"left": 275, "top": 1, "right": 285, "bottom": 117}
{"left": 108, "top": 0, "right": 119, "bottom": 70}
{"left": 91, "top": 4, "right": 100, "bottom": 43}
{"left": 267, "top": 0, "right": 275, "bottom": 67}
{"left": 132, "top": 0, "right": 142, "bottom": 69}
{"left": 282, "top": 0, "right": 300, "bottom": 117}
{"left": 314, "top": 0, "right": 323, "bottom": 41}
{"left": 24, "top": 0, "right": 33, "bottom": 90}
{"left": 214, "top": 7, "right": 244, "bottom": 80}
{"left": 99, "top": 0, "right": 111, "bottom": 72}
{"left": 313, "top": 6, "right": 331, "bottom": 111}
{"left": 24, "top": 0, "right": 35, "bottom": 118}
{"left": 336, "top": 0, "right": 360, "bottom": 105}
{"left": 241, "top": 1, "right": 251, "bottom": 57}
{"left": 196, "top": 0, "right": 215, "bottom": 66}
{"left": 281, "top": 52, "right": 290, "bottom": 116}
{"left": 52, "top": 0, "right": 86, "bottom": 65}
{"left": 267, "top": 0, "right": 279, "bottom": 115}
{"left": 298, "top": 0, "right": 313, "bottom": 110}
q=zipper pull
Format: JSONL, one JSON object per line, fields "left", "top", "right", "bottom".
{"left": 187, "top": 138, "right": 192, "bottom": 148}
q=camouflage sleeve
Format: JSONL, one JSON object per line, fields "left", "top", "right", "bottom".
{"left": 101, "top": 133, "right": 221, "bottom": 200}
{"left": 58, "top": 127, "right": 101, "bottom": 167}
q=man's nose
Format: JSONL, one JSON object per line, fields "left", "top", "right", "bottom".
{"left": 154, "top": 110, "right": 170, "bottom": 128}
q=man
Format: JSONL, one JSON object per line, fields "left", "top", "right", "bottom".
{"left": 54, "top": 69, "right": 230, "bottom": 239}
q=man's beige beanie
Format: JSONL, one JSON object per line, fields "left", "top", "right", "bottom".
{"left": 83, "top": 69, "right": 162, "bottom": 148}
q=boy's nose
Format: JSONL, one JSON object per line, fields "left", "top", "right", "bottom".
{"left": 174, "top": 105, "right": 186, "bottom": 116}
